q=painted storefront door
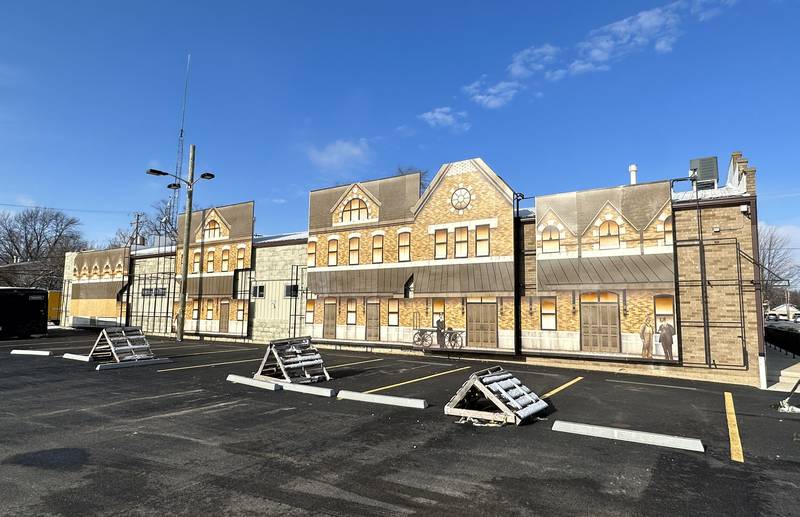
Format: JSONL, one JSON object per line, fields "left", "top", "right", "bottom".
{"left": 467, "top": 302, "right": 497, "bottom": 348}
{"left": 580, "top": 299, "right": 620, "bottom": 353}
{"left": 323, "top": 301, "right": 337, "bottom": 339}
{"left": 219, "top": 299, "right": 230, "bottom": 333}
{"left": 365, "top": 302, "right": 380, "bottom": 341}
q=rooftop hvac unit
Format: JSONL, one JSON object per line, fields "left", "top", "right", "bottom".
{"left": 690, "top": 156, "right": 719, "bottom": 191}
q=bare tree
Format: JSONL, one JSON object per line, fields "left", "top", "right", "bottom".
{"left": 0, "top": 208, "right": 87, "bottom": 289}
{"left": 396, "top": 166, "right": 431, "bottom": 192}
{"left": 758, "top": 223, "right": 798, "bottom": 308}
{"left": 105, "top": 198, "right": 179, "bottom": 249}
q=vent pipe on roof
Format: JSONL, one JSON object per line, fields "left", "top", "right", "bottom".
{"left": 629, "top": 163, "right": 638, "bottom": 185}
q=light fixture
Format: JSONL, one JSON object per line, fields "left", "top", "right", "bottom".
{"left": 167, "top": 183, "right": 181, "bottom": 190}
{"left": 200, "top": 172, "right": 215, "bottom": 180}
{"left": 146, "top": 169, "right": 169, "bottom": 176}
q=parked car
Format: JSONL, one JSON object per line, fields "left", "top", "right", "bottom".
{"left": 766, "top": 313, "right": 779, "bottom": 321}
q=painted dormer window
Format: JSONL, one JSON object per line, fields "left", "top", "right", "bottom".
{"left": 599, "top": 221, "right": 620, "bottom": 250}
{"left": 91, "top": 265, "right": 99, "bottom": 278}
{"left": 204, "top": 220, "right": 221, "bottom": 239}
{"left": 341, "top": 199, "right": 368, "bottom": 223}
{"left": 663, "top": 216, "right": 673, "bottom": 246}
{"left": 541, "top": 226, "right": 560, "bottom": 254}
{"left": 102, "top": 265, "right": 111, "bottom": 278}
{"left": 115, "top": 262, "right": 123, "bottom": 277}
{"left": 73, "top": 267, "right": 78, "bottom": 276}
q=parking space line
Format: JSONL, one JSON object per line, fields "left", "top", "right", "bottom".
{"left": 724, "top": 392, "right": 744, "bottom": 463}
{"left": 171, "top": 348, "right": 254, "bottom": 358}
{"left": 605, "top": 379, "right": 698, "bottom": 391}
{"left": 158, "top": 358, "right": 261, "bottom": 372}
{"left": 542, "top": 376, "right": 584, "bottom": 398}
{"left": 364, "top": 366, "right": 471, "bottom": 394}
{"left": 327, "top": 358, "right": 384, "bottom": 369}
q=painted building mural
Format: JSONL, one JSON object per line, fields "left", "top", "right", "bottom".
{"left": 523, "top": 181, "right": 677, "bottom": 361}
{"left": 174, "top": 201, "right": 255, "bottom": 337}
{"left": 305, "top": 158, "right": 517, "bottom": 350}
{"left": 66, "top": 247, "right": 129, "bottom": 327}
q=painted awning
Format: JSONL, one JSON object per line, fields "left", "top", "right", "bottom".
{"left": 307, "top": 260, "right": 515, "bottom": 297}
{"left": 536, "top": 253, "right": 674, "bottom": 291}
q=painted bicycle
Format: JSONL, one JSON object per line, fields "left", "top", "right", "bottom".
{"left": 413, "top": 327, "right": 464, "bottom": 349}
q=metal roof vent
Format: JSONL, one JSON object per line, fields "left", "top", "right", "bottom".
{"left": 690, "top": 156, "right": 718, "bottom": 191}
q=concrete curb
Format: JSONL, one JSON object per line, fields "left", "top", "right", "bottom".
{"left": 552, "top": 420, "right": 705, "bottom": 452}
{"left": 226, "top": 374, "right": 282, "bottom": 391}
{"left": 95, "top": 358, "right": 172, "bottom": 371}
{"left": 62, "top": 353, "right": 91, "bottom": 362}
{"left": 10, "top": 350, "right": 52, "bottom": 356}
{"left": 268, "top": 378, "right": 336, "bottom": 398}
{"left": 337, "top": 390, "right": 428, "bottom": 409}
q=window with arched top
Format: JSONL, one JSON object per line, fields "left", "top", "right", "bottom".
{"left": 91, "top": 265, "right": 99, "bottom": 278}
{"left": 192, "top": 252, "right": 201, "bottom": 273}
{"left": 341, "top": 199, "right": 368, "bottom": 223}
{"left": 115, "top": 262, "right": 123, "bottom": 276}
{"left": 663, "top": 216, "right": 673, "bottom": 246}
{"left": 73, "top": 267, "right": 78, "bottom": 276}
{"left": 102, "top": 265, "right": 111, "bottom": 278}
{"left": 541, "top": 225, "right": 560, "bottom": 254}
{"left": 81, "top": 266, "right": 88, "bottom": 278}
{"left": 204, "top": 220, "right": 221, "bottom": 239}
{"left": 599, "top": 221, "right": 620, "bottom": 250}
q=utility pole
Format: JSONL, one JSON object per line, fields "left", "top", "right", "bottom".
{"left": 176, "top": 144, "right": 196, "bottom": 341}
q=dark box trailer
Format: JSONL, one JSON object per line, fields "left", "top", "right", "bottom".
{"left": 0, "top": 287, "right": 48, "bottom": 339}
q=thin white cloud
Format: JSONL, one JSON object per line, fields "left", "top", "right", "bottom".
{"left": 508, "top": 44, "right": 560, "bottom": 78}
{"left": 576, "top": 2, "right": 684, "bottom": 66}
{"left": 418, "top": 107, "right": 471, "bottom": 133}
{"left": 15, "top": 194, "right": 36, "bottom": 207}
{"left": 395, "top": 124, "right": 416, "bottom": 137}
{"left": 307, "top": 138, "right": 371, "bottom": 171}
{"left": 271, "top": 198, "right": 287, "bottom": 204}
{"left": 691, "top": 0, "right": 739, "bottom": 21}
{"left": 463, "top": 78, "right": 522, "bottom": 109}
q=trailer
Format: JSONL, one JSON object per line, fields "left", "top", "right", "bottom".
{"left": 0, "top": 287, "right": 48, "bottom": 339}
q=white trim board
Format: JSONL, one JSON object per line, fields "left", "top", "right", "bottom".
{"left": 551, "top": 420, "right": 704, "bottom": 452}
{"left": 310, "top": 255, "right": 513, "bottom": 272}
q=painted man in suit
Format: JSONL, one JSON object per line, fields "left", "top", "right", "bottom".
{"left": 657, "top": 317, "right": 675, "bottom": 360}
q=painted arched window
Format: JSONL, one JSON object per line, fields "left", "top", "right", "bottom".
{"left": 115, "top": 262, "right": 123, "bottom": 277}
{"left": 541, "top": 225, "right": 560, "bottom": 253}
{"left": 204, "top": 220, "right": 221, "bottom": 239}
{"left": 102, "top": 265, "right": 111, "bottom": 278}
{"left": 599, "top": 221, "right": 620, "bottom": 250}
{"left": 341, "top": 199, "right": 368, "bottom": 223}
{"left": 192, "top": 252, "right": 201, "bottom": 273}
{"left": 663, "top": 216, "right": 673, "bottom": 246}
{"left": 91, "top": 265, "right": 99, "bottom": 278}
{"left": 206, "top": 251, "right": 215, "bottom": 273}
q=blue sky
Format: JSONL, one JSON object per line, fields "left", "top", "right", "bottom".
{"left": 1, "top": 0, "right": 799, "bottom": 245}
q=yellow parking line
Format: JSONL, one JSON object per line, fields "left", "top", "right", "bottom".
{"left": 327, "top": 358, "right": 384, "bottom": 369}
{"left": 542, "top": 376, "right": 584, "bottom": 398}
{"left": 364, "top": 366, "right": 471, "bottom": 394}
{"left": 724, "top": 392, "right": 744, "bottom": 463}
{"left": 158, "top": 358, "right": 261, "bottom": 372}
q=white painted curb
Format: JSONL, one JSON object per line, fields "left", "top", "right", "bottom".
{"left": 10, "top": 350, "right": 52, "bottom": 356}
{"left": 62, "top": 353, "right": 91, "bottom": 362}
{"left": 227, "top": 374, "right": 282, "bottom": 391}
{"left": 95, "top": 358, "right": 172, "bottom": 371}
{"left": 552, "top": 420, "right": 705, "bottom": 452}
{"left": 336, "top": 390, "right": 428, "bottom": 409}
{"left": 273, "top": 379, "right": 336, "bottom": 398}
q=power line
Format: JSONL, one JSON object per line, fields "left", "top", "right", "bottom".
{"left": 0, "top": 202, "right": 133, "bottom": 215}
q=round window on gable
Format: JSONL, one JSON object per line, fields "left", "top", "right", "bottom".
{"left": 451, "top": 188, "right": 471, "bottom": 210}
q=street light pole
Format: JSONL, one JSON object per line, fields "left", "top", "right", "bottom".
{"left": 176, "top": 144, "right": 196, "bottom": 341}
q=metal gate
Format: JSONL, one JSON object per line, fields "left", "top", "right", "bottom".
{"left": 467, "top": 302, "right": 497, "bottom": 348}
{"left": 366, "top": 301, "right": 380, "bottom": 341}
{"left": 580, "top": 302, "right": 620, "bottom": 353}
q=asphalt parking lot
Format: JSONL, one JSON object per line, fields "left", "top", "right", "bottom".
{"left": 1, "top": 330, "right": 799, "bottom": 516}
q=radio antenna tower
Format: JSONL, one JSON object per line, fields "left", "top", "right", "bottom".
{"left": 170, "top": 54, "right": 192, "bottom": 233}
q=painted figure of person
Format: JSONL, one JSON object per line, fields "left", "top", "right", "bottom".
{"left": 657, "top": 317, "right": 675, "bottom": 360}
{"left": 639, "top": 313, "right": 654, "bottom": 359}
{"left": 435, "top": 315, "right": 445, "bottom": 348}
